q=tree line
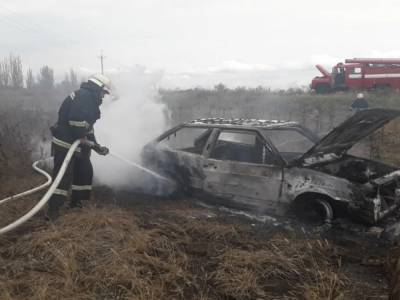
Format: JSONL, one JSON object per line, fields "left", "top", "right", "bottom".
{"left": 0, "top": 53, "right": 79, "bottom": 92}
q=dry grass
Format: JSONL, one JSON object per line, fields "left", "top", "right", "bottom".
{"left": 212, "top": 238, "right": 347, "bottom": 300}
{"left": 371, "top": 119, "right": 400, "bottom": 166}
{"left": 0, "top": 203, "right": 373, "bottom": 300}
{"left": 0, "top": 207, "right": 189, "bottom": 299}
{"left": 388, "top": 247, "right": 400, "bottom": 300}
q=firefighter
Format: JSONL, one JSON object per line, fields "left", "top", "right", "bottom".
{"left": 47, "top": 74, "right": 111, "bottom": 221}
{"left": 351, "top": 92, "right": 369, "bottom": 112}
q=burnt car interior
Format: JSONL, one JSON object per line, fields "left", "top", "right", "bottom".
{"left": 160, "top": 126, "right": 278, "bottom": 164}
{"left": 160, "top": 126, "right": 315, "bottom": 166}
{"left": 210, "top": 130, "right": 264, "bottom": 164}
{"left": 161, "top": 127, "right": 213, "bottom": 154}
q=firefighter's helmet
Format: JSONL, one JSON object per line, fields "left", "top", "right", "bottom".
{"left": 88, "top": 74, "right": 111, "bottom": 94}
{"left": 356, "top": 93, "right": 364, "bottom": 99}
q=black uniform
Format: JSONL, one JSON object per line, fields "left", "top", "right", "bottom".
{"left": 351, "top": 97, "right": 369, "bottom": 111}
{"left": 48, "top": 81, "right": 103, "bottom": 216}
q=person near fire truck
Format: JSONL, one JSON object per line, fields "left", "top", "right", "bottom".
{"left": 351, "top": 92, "right": 369, "bottom": 112}
{"left": 46, "top": 74, "right": 111, "bottom": 221}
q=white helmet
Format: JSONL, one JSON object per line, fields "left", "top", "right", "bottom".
{"left": 356, "top": 92, "right": 364, "bottom": 99}
{"left": 88, "top": 74, "right": 111, "bottom": 94}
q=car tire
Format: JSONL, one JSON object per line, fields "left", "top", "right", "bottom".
{"left": 293, "top": 198, "right": 333, "bottom": 226}
{"left": 315, "top": 198, "right": 333, "bottom": 225}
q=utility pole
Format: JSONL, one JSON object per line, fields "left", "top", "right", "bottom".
{"left": 98, "top": 50, "right": 105, "bottom": 74}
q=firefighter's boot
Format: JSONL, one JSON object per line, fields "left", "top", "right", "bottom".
{"left": 69, "top": 199, "right": 83, "bottom": 209}
{"left": 46, "top": 196, "right": 64, "bottom": 221}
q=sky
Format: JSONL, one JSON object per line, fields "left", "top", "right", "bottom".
{"left": 1, "top": 0, "right": 400, "bottom": 89}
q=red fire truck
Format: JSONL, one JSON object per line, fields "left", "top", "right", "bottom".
{"left": 311, "top": 58, "right": 400, "bottom": 93}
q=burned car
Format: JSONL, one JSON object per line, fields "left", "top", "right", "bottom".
{"left": 142, "top": 109, "right": 400, "bottom": 224}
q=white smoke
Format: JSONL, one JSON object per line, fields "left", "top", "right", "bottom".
{"left": 92, "top": 65, "right": 169, "bottom": 189}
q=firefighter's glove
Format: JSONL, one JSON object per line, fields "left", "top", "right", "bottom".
{"left": 95, "top": 145, "right": 109, "bottom": 156}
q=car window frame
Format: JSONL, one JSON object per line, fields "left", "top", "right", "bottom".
{"left": 154, "top": 123, "right": 318, "bottom": 165}
{"left": 155, "top": 124, "right": 215, "bottom": 156}
{"left": 261, "top": 127, "right": 318, "bottom": 165}
{"left": 205, "top": 128, "right": 284, "bottom": 166}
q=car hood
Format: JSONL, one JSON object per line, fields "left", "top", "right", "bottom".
{"left": 298, "top": 108, "right": 400, "bottom": 166}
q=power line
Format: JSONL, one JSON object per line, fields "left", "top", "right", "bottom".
{"left": 0, "top": 14, "right": 41, "bottom": 36}
{"left": 0, "top": 4, "right": 117, "bottom": 75}
{"left": 0, "top": 4, "right": 76, "bottom": 48}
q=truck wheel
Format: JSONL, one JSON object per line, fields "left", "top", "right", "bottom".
{"left": 315, "top": 84, "right": 331, "bottom": 94}
{"left": 374, "top": 84, "right": 391, "bottom": 93}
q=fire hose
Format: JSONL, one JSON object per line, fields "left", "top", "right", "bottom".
{"left": 0, "top": 140, "right": 170, "bottom": 235}
{"left": 0, "top": 140, "right": 81, "bottom": 235}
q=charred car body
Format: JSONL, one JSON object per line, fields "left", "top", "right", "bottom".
{"left": 142, "top": 109, "right": 400, "bottom": 224}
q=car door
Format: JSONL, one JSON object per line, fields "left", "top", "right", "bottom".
{"left": 150, "top": 126, "right": 214, "bottom": 192}
{"left": 202, "top": 129, "right": 284, "bottom": 213}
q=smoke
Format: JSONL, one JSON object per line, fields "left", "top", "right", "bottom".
{"left": 92, "top": 66, "right": 169, "bottom": 189}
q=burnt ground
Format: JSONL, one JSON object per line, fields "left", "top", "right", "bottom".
{"left": 0, "top": 169, "right": 394, "bottom": 300}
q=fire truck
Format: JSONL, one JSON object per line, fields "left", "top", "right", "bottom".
{"left": 311, "top": 58, "right": 400, "bottom": 93}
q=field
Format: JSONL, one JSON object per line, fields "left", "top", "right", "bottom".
{"left": 1, "top": 88, "right": 400, "bottom": 299}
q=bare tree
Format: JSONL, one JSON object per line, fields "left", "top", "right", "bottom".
{"left": 26, "top": 68, "right": 35, "bottom": 89}
{"left": 214, "top": 83, "right": 227, "bottom": 92}
{"left": 37, "top": 65, "right": 54, "bottom": 89}
{"left": 60, "top": 72, "right": 71, "bottom": 92}
{"left": 9, "top": 54, "right": 23, "bottom": 88}
{"left": 0, "top": 58, "right": 10, "bottom": 87}
{"left": 70, "top": 69, "right": 78, "bottom": 90}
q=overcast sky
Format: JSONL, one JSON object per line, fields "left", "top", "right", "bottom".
{"left": 1, "top": 0, "right": 400, "bottom": 88}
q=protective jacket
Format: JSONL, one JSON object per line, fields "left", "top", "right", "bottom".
{"left": 351, "top": 98, "right": 369, "bottom": 111}
{"left": 47, "top": 81, "right": 104, "bottom": 218}
{"left": 51, "top": 81, "right": 102, "bottom": 152}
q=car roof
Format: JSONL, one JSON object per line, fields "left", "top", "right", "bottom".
{"left": 186, "top": 118, "right": 300, "bottom": 129}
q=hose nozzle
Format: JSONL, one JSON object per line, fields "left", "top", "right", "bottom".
{"left": 82, "top": 140, "right": 109, "bottom": 156}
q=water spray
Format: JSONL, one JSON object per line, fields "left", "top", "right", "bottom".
{"left": 109, "top": 152, "right": 170, "bottom": 182}
{"left": 87, "top": 140, "right": 171, "bottom": 182}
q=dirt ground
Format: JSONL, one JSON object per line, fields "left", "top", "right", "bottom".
{"left": 0, "top": 169, "right": 394, "bottom": 300}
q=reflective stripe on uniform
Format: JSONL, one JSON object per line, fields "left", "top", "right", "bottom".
{"left": 71, "top": 185, "right": 92, "bottom": 191}
{"left": 52, "top": 137, "right": 81, "bottom": 152}
{"left": 69, "top": 120, "right": 90, "bottom": 128}
{"left": 54, "top": 188, "right": 68, "bottom": 196}
{"left": 89, "top": 77, "right": 104, "bottom": 88}
{"left": 88, "top": 128, "right": 94, "bottom": 134}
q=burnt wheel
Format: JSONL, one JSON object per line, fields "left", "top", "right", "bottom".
{"left": 292, "top": 198, "right": 333, "bottom": 226}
